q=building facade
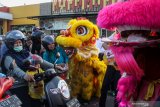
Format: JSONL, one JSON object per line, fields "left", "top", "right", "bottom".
{"left": 0, "top": 6, "right": 12, "bottom": 35}
{"left": 29, "top": 0, "right": 117, "bottom": 36}
{"left": 10, "top": 4, "right": 40, "bottom": 33}
{"left": 51, "top": 0, "right": 116, "bottom": 36}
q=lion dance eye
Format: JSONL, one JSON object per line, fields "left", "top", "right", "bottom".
{"left": 76, "top": 26, "right": 88, "bottom": 36}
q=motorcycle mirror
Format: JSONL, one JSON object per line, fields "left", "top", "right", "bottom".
{"left": 56, "top": 52, "right": 60, "bottom": 58}
{"left": 34, "top": 73, "right": 44, "bottom": 82}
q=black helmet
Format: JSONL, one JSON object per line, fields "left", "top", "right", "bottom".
{"left": 42, "top": 36, "right": 55, "bottom": 50}
{"left": 31, "top": 26, "right": 45, "bottom": 39}
{"left": 31, "top": 30, "right": 44, "bottom": 38}
{"left": 5, "top": 30, "right": 26, "bottom": 50}
{"left": 31, "top": 29, "right": 45, "bottom": 44}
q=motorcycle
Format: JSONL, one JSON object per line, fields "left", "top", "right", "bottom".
{"left": 0, "top": 77, "right": 22, "bottom": 107}
{"left": 24, "top": 54, "right": 80, "bottom": 107}
{"left": 34, "top": 69, "right": 80, "bottom": 107}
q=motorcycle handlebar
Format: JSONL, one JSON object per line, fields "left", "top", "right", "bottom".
{"left": 34, "top": 69, "right": 56, "bottom": 82}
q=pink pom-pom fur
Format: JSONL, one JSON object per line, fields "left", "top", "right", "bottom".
{"left": 117, "top": 75, "right": 136, "bottom": 107}
{"left": 110, "top": 46, "right": 144, "bottom": 107}
{"left": 97, "top": 0, "right": 160, "bottom": 30}
{"left": 110, "top": 46, "right": 144, "bottom": 81}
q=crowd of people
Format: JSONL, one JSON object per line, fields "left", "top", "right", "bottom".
{"left": 0, "top": 28, "right": 70, "bottom": 107}
{"left": 0, "top": 24, "right": 119, "bottom": 107}
{"left": 1, "top": 0, "right": 160, "bottom": 107}
{"left": 1, "top": 23, "right": 159, "bottom": 107}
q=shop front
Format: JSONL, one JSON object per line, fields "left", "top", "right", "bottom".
{"left": 29, "top": 0, "right": 117, "bottom": 36}
{"left": 10, "top": 4, "right": 40, "bottom": 34}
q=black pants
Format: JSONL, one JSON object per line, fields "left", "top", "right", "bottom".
{"left": 30, "top": 98, "right": 43, "bottom": 107}
{"left": 10, "top": 86, "right": 31, "bottom": 107}
{"left": 98, "top": 53, "right": 104, "bottom": 61}
{"left": 99, "top": 65, "right": 120, "bottom": 107}
{"left": 10, "top": 86, "right": 42, "bottom": 107}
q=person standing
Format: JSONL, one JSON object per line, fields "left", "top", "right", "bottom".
{"left": 99, "top": 50, "right": 120, "bottom": 107}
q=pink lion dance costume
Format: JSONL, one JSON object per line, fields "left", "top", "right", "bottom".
{"left": 97, "top": 0, "right": 160, "bottom": 106}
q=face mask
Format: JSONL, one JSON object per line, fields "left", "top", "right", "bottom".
{"left": 14, "top": 46, "right": 23, "bottom": 52}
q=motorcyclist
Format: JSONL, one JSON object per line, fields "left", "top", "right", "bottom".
{"left": 31, "top": 27, "right": 45, "bottom": 56}
{"left": 1, "top": 30, "right": 54, "bottom": 107}
{"left": 42, "top": 35, "right": 69, "bottom": 79}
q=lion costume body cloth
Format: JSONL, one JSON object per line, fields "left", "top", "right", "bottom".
{"left": 97, "top": 0, "right": 160, "bottom": 106}
{"left": 56, "top": 18, "right": 106, "bottom": 101}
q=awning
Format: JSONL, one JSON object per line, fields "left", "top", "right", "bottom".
{"left": 0, "top": 12, "right": 13, "bottom": 20}
{"left": 27, "top": 12, "right": 98, "bottom": 20}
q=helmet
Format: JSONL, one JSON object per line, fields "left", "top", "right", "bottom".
{"left": 31, "top": 26, "right": 45, "bottom": 38}
{"left": 23, "top": 54, "right": 43, "bottom": 70}
{"left": 31, "top": 29, "right": 45, "bottom": 45}
{"left": 42, "top": 36, "right": 55, "bottom": 50}
{"left": 5, "top": 30, "right": 26, "bottom": 50}
{"left": 32, "top": 26, "right": 40, "bottom": 32}
{"left": 31, "top": 30, "right": 44, "bottom": 38}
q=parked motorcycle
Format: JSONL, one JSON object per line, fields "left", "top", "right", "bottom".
{"left": 0, "top": 77, "right": 22, "bottom": 107}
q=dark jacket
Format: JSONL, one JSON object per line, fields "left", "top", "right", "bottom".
{"left": 1, "top": 50, "right": 54, "bottom": 88}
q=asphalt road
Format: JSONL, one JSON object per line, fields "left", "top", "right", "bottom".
{"left": 80, "top": 96, "right": 115, "bottom": 107}
{"left": 80, "top": 98, "right": 99, "bottom": 107}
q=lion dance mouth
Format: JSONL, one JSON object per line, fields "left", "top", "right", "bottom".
{"left": 97, "top": 0, "right": 160, "bottom": 106}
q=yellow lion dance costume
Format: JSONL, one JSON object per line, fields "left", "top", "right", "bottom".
{"left": 56, "top": 17, "right": 106, "bottom": 101}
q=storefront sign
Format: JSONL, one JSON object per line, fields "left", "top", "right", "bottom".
{"left": 52, "top": 0, "right": 117, "bottom": 14}
{"left": 41, "top": 18, "right": 71, "bottom": 30}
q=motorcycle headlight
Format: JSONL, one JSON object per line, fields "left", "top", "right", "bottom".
{"left": 58, "top": 80, "right": 70, "bottom": 99}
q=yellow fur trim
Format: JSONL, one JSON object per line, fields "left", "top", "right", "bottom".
{"left": 75, "top": 54, "right": 106, "bottom": 74}
{"left": 56, "top": 36, "right": 82, "bottom": 48}
{"left": 70, "top": 20, "right": 94, "bottom": 42}
{"left": 77, "top": 46, "right": 99, "bottom": 59}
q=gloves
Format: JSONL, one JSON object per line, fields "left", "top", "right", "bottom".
{"left": 55, "top": 64, "right": 68, "bottom": 71}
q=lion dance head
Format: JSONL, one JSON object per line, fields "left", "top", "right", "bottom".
{"left": 97, "top": 0, "right": 160, "bottom": 106}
